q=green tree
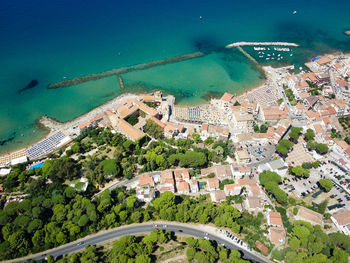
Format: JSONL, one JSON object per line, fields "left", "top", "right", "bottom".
{"left": 186, "top": 247, "right": 196, "bottom": 261}
{"left": 316, "top": 143, "right": 328, "bottom": 154}
{"left": 305, "top": 129, "right": 315, "bottom": 141}
{"left": 319, "top": 179, "right": 333, "bottom": 192}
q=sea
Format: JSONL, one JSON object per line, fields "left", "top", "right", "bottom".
{"left": 0, "top": 0, "right": 350, "bottom": 153}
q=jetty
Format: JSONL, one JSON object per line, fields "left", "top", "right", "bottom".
{"left": 48, "top": 52, "right": 204, "bottom": 89}
{"left": 236, "top": 46, "right": 258, "bottom": 64}
{"left": 118, "top": 74, "right": 125, "bottom": 90}
{"left": 226, "top": 42, "right": 299, "bottom": 48}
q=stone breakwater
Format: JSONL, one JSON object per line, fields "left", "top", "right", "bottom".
{"left": 47, "top": 52, "right": 204, "bottom": 89}
{"left": 226, "top": 41, "right": 299, "bottom": 48}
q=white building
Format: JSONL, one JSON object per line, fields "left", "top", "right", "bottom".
{"left": 331, "top": 210, "right": 350, "bottom": 236}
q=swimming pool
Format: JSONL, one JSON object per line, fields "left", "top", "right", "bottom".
{"left": 28, "top": 161, "right": 45, "bottom": 170}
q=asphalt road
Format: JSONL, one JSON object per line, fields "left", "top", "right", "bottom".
{"left": 22, "top": 223, "right": 267, "bottom": 263}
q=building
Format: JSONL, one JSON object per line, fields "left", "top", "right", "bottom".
{"left": 235, "top": 149, "right": 250, "bottom": 164}
{"left": 224, "top": 184, "right": 241, "bottom": 196}
{"left": 115, "top": 119, "right": 145, "bottom": 141}
{"left": 295, "top": 206, "right": 323, "bottom": 225}
{"left": 231, "top": 110, "right": 254, "bottom": 133}
{"left": 331, "top": 210, "right": 350, "bottom": 236}
{"left": 159, "top": 170, "right": 175, "bottom": 192}
{"left": 267, "top": 211, "right": 283, "bottom": 227}
{"left": 210, "top": 190, "right": 227, "bottom": 203}
{"left": 177, "top": 181, "right": 190, "bottom": 194}
{"left": 207, "top": 177, "right": 220, "bottom": 191}
{"left": 174, "top": 168, "right": 190, "bottom": 182}
{"left": 189, "top": 179, "right": 199, "bottom": 193}
{"left": 138, "top": 174, "right": 155, "bottom": 187}
{"left": 268, "top": 227, "right": 286, "bottom": 245}
{"left": 258, "top": 158, "right": 288, "bottom": 176}
{"left": 136, "top": 188, "right": 155, "bottom": 202}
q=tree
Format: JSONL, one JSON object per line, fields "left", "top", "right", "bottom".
{"left": 179, "top": 151, "right": 207, "bottom": 168}
{"left": 305, "top": 129, "right": 315, "bottom": 141}
{"left": 144, "top": 119, "right": 163, "bottom": 139}
{"left": 316, "top": 143, "right": 328, "bottom": 154}
{"left": 291, "top": 166, "right": 310, "bottom": 178}
{"left": 99, "top": 159, "right": 120, "bottom": 177}
{"left": 319, "top": 179, "right": 333, "bottom": 192}
{"left": 276, "top": 144, "right": 289, "bottom": 156}
{"left": 186, "top": 247, "right": 196, "bottom": 261}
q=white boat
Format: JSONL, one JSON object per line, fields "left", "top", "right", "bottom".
{"left": 266, "top": 58, "right": 270, "bottom": 60}
{"left": 267, "top": 54, "right": 271, "bottom": 56}
{"left": 259, "top": 56, "right": 264, "bottom": 58}
{"left": 293, "top": 10, "right": 297, "bottom": 15}
{"left": 290, "top": 54, "right": 293, "bottom": 56}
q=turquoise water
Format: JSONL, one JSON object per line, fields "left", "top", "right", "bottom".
{"left": 0, "top": 0, "right": 350, "bottom": 153}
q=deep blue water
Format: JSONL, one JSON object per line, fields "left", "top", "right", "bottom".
{"left": 0, "top": 0, "right": 349, "bottom": 152}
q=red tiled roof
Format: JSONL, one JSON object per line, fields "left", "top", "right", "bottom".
{"left": 255, "top": 241, "right": 268, "bottom": 254}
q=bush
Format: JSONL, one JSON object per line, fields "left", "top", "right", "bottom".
{"left": 293, "top": 207, "right": 298, "bottom": 215}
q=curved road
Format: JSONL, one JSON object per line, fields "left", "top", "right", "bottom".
{"left": 15, "top": 223, "right": 269, "bottom": 263}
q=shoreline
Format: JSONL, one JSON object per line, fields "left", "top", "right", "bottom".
{"left": 2, "top": 50, "right": 346, "bottom": 158}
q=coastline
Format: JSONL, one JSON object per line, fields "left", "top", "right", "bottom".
{"left": 2, "top": 50, "right": 345, "bottom": 158}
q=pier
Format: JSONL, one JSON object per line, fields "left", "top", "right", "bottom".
{"left": 48, "top": 52, "right": 204, "bottom": 89}
{"left": 236, "top": 46, "right": 258, "bottom": 64}
{"left": 226, "top": 42, "right": 299, "bottom": 48}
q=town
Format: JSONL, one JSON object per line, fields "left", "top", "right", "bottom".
{"left": 1, "top": 52, "right": 350, "bottom": 262}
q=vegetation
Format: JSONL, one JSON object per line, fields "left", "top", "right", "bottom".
{"left": 331, "top": 128, "right": 342, "bottom": 139}
{"left": 259, "top": 171, "right": 287, "bottom": 205}
{"left": 124, "top": 114, "right": 139, "bottom": 126}
{"left": 285, "top": 89, "right": 297, "bottom": 106}
{"left": 290, "top": 166, "right": 310, "bottom": 178}
{"left": 304, "top": 129, "right": 315, "bottom": 141}
{"left": 289, "top": 127, "right": 303, "bottom": 142}
{"left": 144, "top": 119, "right": 164, "bottom": 139}
{"left": 319, "top": 179, "right": 334, "bottom": 192}
{"left": 276, "top": 139, "right": 294, "bottom": 156}
{"left": 302, "top": 161, "right": 320, "bottom": 169}
{"left": 253, "top": 124, "right": 268, "bottom": 133}
{"left": 272, "top": 220, "right": 349, "bottom": 263}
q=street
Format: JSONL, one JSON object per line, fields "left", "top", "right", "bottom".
{"left": 13, "top": 223, "right": 270, "bottom": 263}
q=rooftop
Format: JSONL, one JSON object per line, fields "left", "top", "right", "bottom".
{"left": 297, "top": 206, "right": 323, "bottom": 225}
{"left": 332, "top": 210, "right": 350, "bottom": 226}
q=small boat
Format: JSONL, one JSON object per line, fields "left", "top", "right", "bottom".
{"left": 200, "top": 15, "right": 203, "bottom": 19}
{"left": 293, "top": 10, "right": 297, "bottom": 15}
{"left": 290, "top": 54, "right": 293, "bottom": 56}
{"left": 266, "top": 58, "right": 270, "bottom": 60}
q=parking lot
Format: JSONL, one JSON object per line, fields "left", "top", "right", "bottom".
{"left": 281, "top": 174, "right": 319, "bottom": 198}
{"left": 244, "top": 142, "right": 275, "bottom": 166}
{"left": 281, "top": 160, "right": 350, "bottom": 212}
